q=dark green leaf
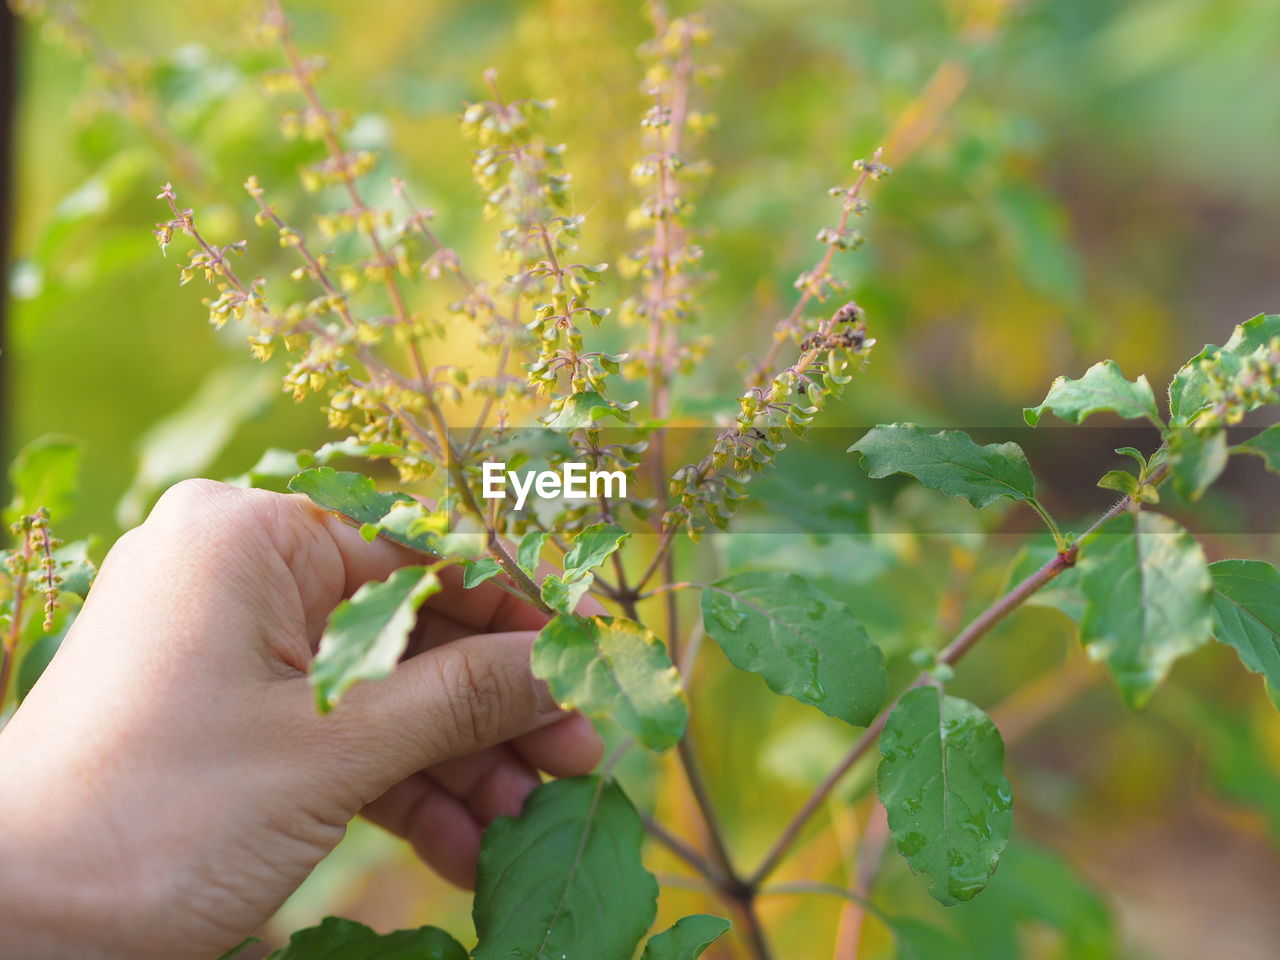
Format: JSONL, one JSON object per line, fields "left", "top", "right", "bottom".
{"left": 1210, "top": 559, "right": 1280, "bottom": 701}
{"left": 265, "top": 916, "right": 466, "bottom": 959}
{"left": 312, "top": 566, "right": 440, "bottom": 713}
{"left": 6, "top": 434, "right": 83, "bottom": 524}
{"left": 1169, "top": 314, "right": 1280, "bottom": 425}
{"left": 473, "top": 776, "right": 657, "bottom": 960}
{"left": 532, "top": 615, "right": 686, "bottom": 750}
{"left": 849, "top": 424, "right": 1035, "bottom": 509}
{"left": 1236, "top": 423, "right": 1280, "bottom": 475}
{"left": 289, "top": 469, "right": 448, "bottom": 555}
{"left": 463, "top": 557, "right": 502, "bottom": 588}
{"left": 1079, "top": 511, "right": 1212, "bottom": 709}
{"left": 878, "top": 686, "right": 1013, "bottom": 906}
{"left": 702, "top": 572, "right": 886, "bottom": 726}
{"left": 640, "top": 915, "right": 731, "bottom": 960}
{"left": 1023, "top": 360, "right": 1160, "bottom": 427}
{"left": 289, "top": 468, "right": 409, "bottom": 527}
{"left": 1169, "top": 425, "right": 1228, "bottom": 501}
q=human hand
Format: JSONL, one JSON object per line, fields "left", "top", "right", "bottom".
{"left": 0, "top": 479, "right": 602, "bottom": 959}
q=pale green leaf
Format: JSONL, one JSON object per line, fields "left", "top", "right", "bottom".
{"left": 564, "top": 522, "right": 629, "bottom": 578}
{"left": 312, "top": 566, "right": 440, "bottom": 712}
{"left": 16, "top": 610, "right": 75, "bottom": 703}
{"left": 640, "top": 915, "right": 732, "bottom": 960}
{"left": 849, "top": 424, "right": 1035, "bottom": 509}
{"left": 265, "top": 916, "right": 466, "bottom": 959}
{"left": 473, "top": 776, "right": 657, "bottom": 960}
{"left": 532, "top": 615, "right": 686, "bottom": 750}
{"left": 1097, "top": 470, "right": 1140, "bottom": 498}
{"left": 540, "top": 573, "right": 593, "bottom": 615}
{"left": 878, "top": 686, "right": 1013, "bottom": 906}
{"left": 545, "top": 391, "right": 635, "bottom": 430}
{"left": 1024, "top": 360, "right": 1160, "bottom": 427}
{"left": 6, "top": 434, "right": 83, "bottom": 524}
{"left": 1209, "top": 559, "right": 1280, "bottom": 702}
{"left": 517, "top": 530, "right": 548, "bottom": 578}
{"left": 1169, "top": 314, "right": 1280, "bottom": 425}
{"left": 702, "top": 572, "right": 886, "bottom": 726}
{"left": 116, "top": 365, "right": 274, "bottom": 526}
{"left": 1079, "top": 511, "right": 1212, "bottom": 709}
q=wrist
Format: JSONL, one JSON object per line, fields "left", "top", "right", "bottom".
{"left": 0, "top": 736, "right": 167, "bottom": 960}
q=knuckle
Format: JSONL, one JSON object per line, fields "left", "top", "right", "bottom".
{"left": 432, "top": 645, "right": 507, "bottom": 751}
{"left": 151, "top": 477, "right": 234, "bottom": 518}
{"left": 145, "top": 479, "right": 282, "bottom": 543}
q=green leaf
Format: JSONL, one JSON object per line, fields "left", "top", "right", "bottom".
{"left": 701, "top": 572, "right": 886, "bottom": 726}
{"left": 1023, "top": 360, "right": 1160, "bottom": 427}
{"left": 313, "top": 437, "right": 416, "bottom": 465}
{"left": 1079, "top": 512, "right": 1212, "bottom": 709}
{"left": 265, "top": 916, "right": 467, "bottom": 959}
{"left": 1169, "top": 314, "right": 1280, "bottom": 425}
{"left": 1209, "top": 559, "right": 1280, "bottom": 700}
{"left": 1236, "top": 423, "right": 1280, "bottom": 475}
{"left": 540, "top": 573, "right": 594, "bottom": 615}
{"left": 532, "top": 615, "right": 687, "bottom": 750}
{"left": 463, "top": 557, "right": 502, "bottom": 588}
{"left": 517, "top": 530, "right": 548, "bottom": 578}
{"left": 54, "top": 540, "right": 96, "bottom": 599}
{"left": 1007, "top": 543, "right": 1084, "bottom": 623}
{"left": 878, "top": 686, "right": 1014, "bottom": 906}
{"left": 15, "top": 611, "right": 74, "bottom": 703}
{"left": 640, "top": 915, "right": 732, "bottom": 960}
{"left": 288, "top": 469, "right": 450, "bottom": 555}
{"left": 1096, "top": 470, "right": 1140, "bottom": 498}
{"left": 473, "top": 776, "right": 657, "bottom": 960}
{"left": 116, "top": 364, "right": 274, "bottom": 526}
{"left": 312, "top": 566, "right": 440, "bottom": 713}
{"left": 6, "top": 434, "right": 83, "bottom": 524}
{"left": 289, "top": 467, "right": 409, "bottom": 527}
{"left": 1168, "top": 425, "right": 1228, "bottom": 501}
{"left": 563, "top": 522, "right": 629, "bottom": 578}
{"left": 849, "top": 424, "right": 1036, "bottom": 509}
{"left": 545, "top": 391, "right": 635, "bottom": 430}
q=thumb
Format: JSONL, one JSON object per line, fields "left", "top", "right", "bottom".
{"left": 317, "top": 630, "right": 566, "bottom": 799}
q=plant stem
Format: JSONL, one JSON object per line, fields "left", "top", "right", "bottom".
{"left": 747, "top": 481, "right": 1152, "bottom": 888}
{"left": 675, "top": 734, "right": 738, "bottom": 884}
{"left": 735, "top": 899, "right": 776, "bottom": 960}
{"left": 641, "top": 813, "right": 726, "bottom": 887}
{"left": 1028, "top": 498, "right": 1066, "bottom": 551}
{"left": 1, "top": 533, "right": 33, "bottom": 709}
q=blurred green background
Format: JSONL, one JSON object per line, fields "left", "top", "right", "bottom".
{"left": 5, "top": 0, "right": 1280, "bottom": 957}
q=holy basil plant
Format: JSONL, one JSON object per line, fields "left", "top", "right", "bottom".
{"left": 8, "top": 0, "right": 1280, "bottom": 954}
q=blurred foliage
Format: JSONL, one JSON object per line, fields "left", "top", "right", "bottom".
{"left": 7, "top": 0, "right": 1280, "bottom": 957}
